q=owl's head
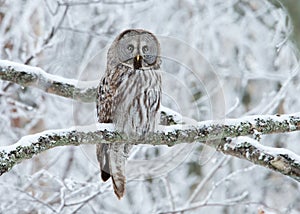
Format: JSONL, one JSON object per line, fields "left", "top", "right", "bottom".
{"left": 108, "top": 29, "right": 161, "bottom": 70}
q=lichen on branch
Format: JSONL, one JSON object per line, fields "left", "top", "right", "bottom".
{"left": 1, "top": 113, "right": 300, "bottom": 181}
{"left": 1, "top": 59, "right": 300, "bottom": 183}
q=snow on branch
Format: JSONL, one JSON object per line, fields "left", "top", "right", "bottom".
{"left": 219, "top": 137, "right": 300, "bottom": 182}
{"left": 1, "top": 113, "right": 300, "bottom": 181}
{"left": 0, "top": 60, "right": 97, "bottom": 102}
{"left": 1, "top": 60, "right": 300, "bottom": 182}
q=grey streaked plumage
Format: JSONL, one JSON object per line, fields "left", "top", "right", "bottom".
{"left": 96, "top": 29, "right": 162, "bottom": 199}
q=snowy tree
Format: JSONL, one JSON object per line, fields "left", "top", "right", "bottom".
{"left": 0, "top": 0, "right": 299, "bottom": 213}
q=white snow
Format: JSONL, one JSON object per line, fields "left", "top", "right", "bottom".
{"left": 234, "top": 137, "right": 300, "bottom": 164}
{"left": 0, "top": 60, "right": 98, "bottom": 88}
{"left": 0, "top": 123, "right": 115, "bottom": 154}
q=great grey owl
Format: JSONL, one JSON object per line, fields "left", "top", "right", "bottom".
{"left": 96, "top": 29, "right": 162, "bottom": 199}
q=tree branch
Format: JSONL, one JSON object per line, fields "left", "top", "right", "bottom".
{"left": 0, "top": 60, "right": 97, "bottom": 102}
{"left": 1, "top": 113, "right": 300, "bottom": 181}
{"left": 1, "top": 60, "right": 300, "bottom": 182}
{"left": 218, "top": 137, "right": 300, "bottom": 182}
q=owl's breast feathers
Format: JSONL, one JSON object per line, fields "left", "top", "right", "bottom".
{"left": 96, "top": 63, "right": 161, "bottom": 199}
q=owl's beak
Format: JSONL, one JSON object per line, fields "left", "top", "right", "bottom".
{"left": 133, "top": 54, "right": 142, "bottom": 70}
{"left": 136, "top": 54, "right": 140, "bottom": 61}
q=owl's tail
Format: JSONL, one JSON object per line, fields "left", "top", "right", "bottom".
{"left": 109, "top": 143, "right": 127, "bottom": 199}
{"left": 96, "top": 143, "right": 128, "bottom": 199}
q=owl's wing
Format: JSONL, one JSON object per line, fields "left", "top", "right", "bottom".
{"left": 96, "top": 76, "right": 112, "bottom": 182}
{"left": 97, "top": 76, "right": 113, "bottom": 123}
{"left": 96, "top": 66, "right": 130, "bottom": 198}
{"left": 96, "top": 143, "right": 110, "bottom": 181}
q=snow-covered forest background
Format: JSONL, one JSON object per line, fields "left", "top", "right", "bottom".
{"left": 0, "top": 0, "right": 300, "bottom": 213}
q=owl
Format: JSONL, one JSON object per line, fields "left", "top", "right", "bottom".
{"left": 96, "top": 29, "right": 162, "bottom": 199}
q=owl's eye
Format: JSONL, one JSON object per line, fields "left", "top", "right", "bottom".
{"left": 127, "top": 44, "right": 134, "bottom": 52}
{"left": 142, "top": 45, "right": 149, "bottom": 53}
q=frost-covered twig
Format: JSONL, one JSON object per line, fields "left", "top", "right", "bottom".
{"left": 162, "top": 192, "right": 274, "bottom": 214}
{"left": 24, "top": 5, "right": 69, "bottom": 65}
{"left": 1, "top": 113, "right": 300, "bottom": 182}
{"left": 0, "top": 60, "right": 97, "bottom": 102}
{"left": 187, "top": 156, "right": 230, "bottom": 204}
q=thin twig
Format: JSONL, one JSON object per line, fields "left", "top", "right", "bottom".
{"left": 186, "top": 156, "right": 230, "bottom": 204}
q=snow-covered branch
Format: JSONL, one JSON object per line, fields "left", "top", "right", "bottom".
{"left": 1, "top": 113, "right": 300, "bottom": 181}
{"left": 218, "top": 137, "right": 300, "bottom": 182}
{"left": 0, "top": 60, "right": 97, "bottom": 102}
{"left": 1, "top": 60, "right": 300, "bottom": 182}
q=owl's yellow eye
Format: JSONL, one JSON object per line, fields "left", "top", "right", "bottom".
{"left": 127, "top": 44, "right": 134, "bottom": 52}
{"left": 142, "top": 45, "right": 149, "bottom": 53}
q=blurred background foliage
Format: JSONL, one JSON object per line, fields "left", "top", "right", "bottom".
{"left": 281, "top": 0, "right": 300, "bottom": 50}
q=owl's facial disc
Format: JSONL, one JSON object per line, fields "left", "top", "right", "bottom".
{"left": 117, "top": 30, "right": 160, "bottom": 69}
